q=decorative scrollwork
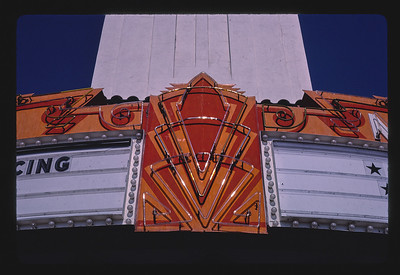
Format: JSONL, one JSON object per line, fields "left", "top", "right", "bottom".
{"left": 262, "top": 104, "right": 307, "bottom": 131}
{"left": 110, "top": 105, "right": 133, "bottom": 126}
{"left": 16, "top": 95, "right": 32, "bottom": 106}
{"left": 99, "top": 101, "right": 144, "bottom": 130}
{"left": 376, "top": 98, "right": 388, "bottom": 108}
{"left": 275, "top": 106, "right": 296, "bottom": 127}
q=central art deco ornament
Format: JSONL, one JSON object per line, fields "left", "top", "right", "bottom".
{"left": 135, "top": 72, "right": 267, "bottom": 233}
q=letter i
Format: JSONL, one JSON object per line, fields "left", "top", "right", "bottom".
{"left": 26, "top": 160, "right": 34, "bottom": 175}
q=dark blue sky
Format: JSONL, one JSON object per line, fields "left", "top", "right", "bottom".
{"left": 16, "top": 14, "right": 387, "bottom": 98}
{"left": 299, "top": 14, "right": 387, "bottom": 98}
{"left": 16, "top": 15, "right": 104, "bottom": 95}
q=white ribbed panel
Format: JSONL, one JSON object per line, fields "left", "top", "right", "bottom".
{"left": 92, "top": 14, "right": 312, "bottom": 102}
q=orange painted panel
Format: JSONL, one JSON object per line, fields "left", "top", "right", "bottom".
{"left": 16, "top": 88, "right": 145, "bottom": 140}
{"left": 259, "top": 90, "right": 387, "bottom": 142}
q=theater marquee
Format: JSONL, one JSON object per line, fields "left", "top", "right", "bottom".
{"left": 16, "top": 72, "right": 388, "bottom": 233}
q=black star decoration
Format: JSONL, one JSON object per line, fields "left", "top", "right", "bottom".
{"left": 367, "top": 163, "right": 381, "bottom": 175}
{"left": 381, "top": 183, "right": 388, "bottom": 195}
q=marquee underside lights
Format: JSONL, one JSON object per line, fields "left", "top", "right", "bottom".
{"left": 16, "top": 72, "right": 388, "bottom": 234}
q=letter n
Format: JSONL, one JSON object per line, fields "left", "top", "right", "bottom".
{"left": 368, "top": 113, "right": 388, "bottom": 141}
{"left": 36, "top": 158, "right": 53, "bottom": 174}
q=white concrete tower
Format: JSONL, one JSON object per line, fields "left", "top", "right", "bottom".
{"left": 91, "top": 14, "right": 312, "bottom": 103}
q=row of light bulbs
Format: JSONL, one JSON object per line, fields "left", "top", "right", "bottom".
{"left": 17, "top": 217, "right": 114, "bottom": 230}
{"left": 125, "top": 132, "right": 143, "bottom": 225}
{"left": 291, "top": 220, "right": 388, "bottom": 234}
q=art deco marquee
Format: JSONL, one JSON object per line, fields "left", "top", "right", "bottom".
{"left": 16, "top": 72, "right": 388, "bottom": 234}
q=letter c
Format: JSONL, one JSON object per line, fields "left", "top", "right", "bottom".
{"left": 16, "top": 160, "right": 25, "bottom": 176}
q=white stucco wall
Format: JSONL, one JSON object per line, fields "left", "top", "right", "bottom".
{"left": 91, "top": 14, "right": 312, "bottom": 103}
